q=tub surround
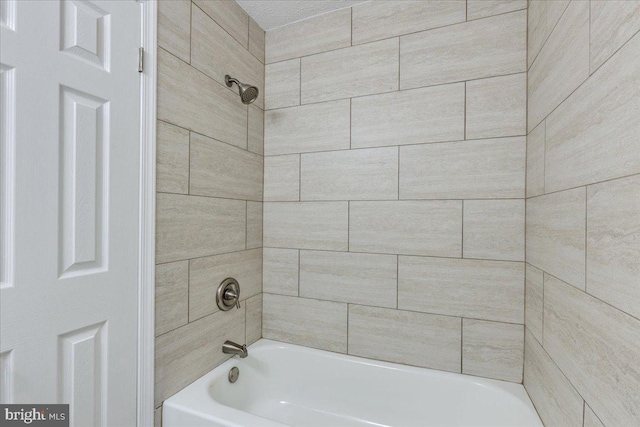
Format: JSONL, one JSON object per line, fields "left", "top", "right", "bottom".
{"left": 155, "top": 1, "right": 265, "bottom": 424}
{"left": 263, "top": 1, "right": 527, "bottom": 386}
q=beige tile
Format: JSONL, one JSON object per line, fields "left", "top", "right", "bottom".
{"left": 263, "top": 293, "right": 347, "bottom": 352}
{"left": 158, "top": 49, "right": 247, "bottom": 149}
{"left": 544, "top": 275, "right": 640, "bottom": 427}
{"left": 245, "top": 293, "right": 262, "bottom": 345}
{"left": 545, "top": 32, "right": 640, "bottom": 192}
{"left": 264, "top": 155, "right": 300, "bottom": 201}
{"left": 525, "top": 264, "right": 544, "bottom": 344}
{"left": 193, "top": 0, "right": 248, "bottom": 48}
{"left": 462, "top": 319, "right": 524, "bottom": 383}
{"left": 156, "top": 121, "right": 189, "bottom": 194}
{"left": 265, "top": 59, "right": 300, "bottom": 110}
{"left": 351, "top": 83, "right": 465, "bottom": 149}
{"left": 400, "top": 11, "right": 526, "bottom": 89}
{"left": 155, "top": 261, "right": 188, "bottom": 336}
{"left": 154, "top": 407, "right": 161, "bottom": 427}
{"left": 189, "top": 249, "right": 262, "bottom": 321}
{"left": 248, "top": 104, "right": 264, "bottom": 155}
{"left": 526, "top": 188, "right": 586, "bottom": 290}
{"left": 156, "top": 193, "right": 246, "bottom": 264}
{"left": 155, "top": 307, "right": 245, "bottom": 407}
{"left": 352, "top": 0, "right": 466, "bottom": 45}
{"left": 526, "top": 121, "right": 545, "bottom": 198}
{"left": 248, "top": 17, "right": 265, "bottom": 63}
{"left": 349, "top": 201, "right": 462, "bottom": 257}
{"left": 584, "top": 405, "right": 605, "bottom": 427}
{"left": 587, "top": 174, "right": 640, "bottom": 319}
{"left": 590, "top": 0, "right": 640, "bottom": 72}
{"left": 246, "top": 201, "right": 263, "bottom": 249}
{"left": 348, "top": 305, "right": 461, "bottom": 372}
{"left": 528, "top": 0, "right": 589, "bottom": 131}
{"left": 467, "top": 0, "right": 527, "bottom": 20}
{"left": 301, "top": 39, "right": 398, "bottom": 104}
{"left": 265, "top": 8, "right": 351, "bottom": 63}
{"left": 523, "top": 330, "right": 584, "bottom": 427}
{"left": 527, "top": 0, "right": 571, "bottom": 67}
{"left": 463, "top": 199, "right": 524, "bottom": 261}
{"left": 400, "top": 137, "right": 526, "bottom": 199}
{"left": 263, "top": 202, "right": 348, "bottom": 251}
{"left": 191, "top": 5, "right": 264, "bottom": 109}
{"left": 189, "top": 132, "right": 263, "bottom": 201}
{"left": 299, "top": 251, "right": 397, "bottom": 308}
{"left": 158, "top": 0, "right": 190, "bottom": 63}
{"left": 399, "top": 256, "right": 524, "bottom": 323}
{"left": 265, "top": 100, "right": 350, "bottom": 155}
{"left": 263, "top": 248, "right": 298, "bottom": 296}
{"left": 300, "top": 147, "right": 398, "bottom": 201}
{"left": 466, "top": 73, "right": 526, "bottom": 139}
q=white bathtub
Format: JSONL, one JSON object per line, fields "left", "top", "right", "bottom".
{"left": 163, "top": 340, "right": 542, "bottom": 427}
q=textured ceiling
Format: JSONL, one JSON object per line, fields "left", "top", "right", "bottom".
{"left": 236, "top": 0, "right": 368, "bottom": 31}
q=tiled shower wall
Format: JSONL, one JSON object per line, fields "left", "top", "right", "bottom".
{"left": 523, "top": 1, "right": 640, "bottom": 426}
{"left": 154, "top": 0, "right": 265, "bottom": 422}
{"left": 262, "top": 1, "right": 529, "bottom": 383}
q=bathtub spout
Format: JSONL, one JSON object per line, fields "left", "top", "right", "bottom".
{"left": 223, "top": 340, "right": 248, "bottom": 358}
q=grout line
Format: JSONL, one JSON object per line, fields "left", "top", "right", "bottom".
{"left": 527, "top": 171, "right": 640, "bottom": 201}
{"left": 155, "top": 247, "right": 261, "bottom": 267}
{"left": 527, "top": 0, "right": 571, "bottom": 72}
{"left": 266, "top": 197, "right": 527, "bottom": 203}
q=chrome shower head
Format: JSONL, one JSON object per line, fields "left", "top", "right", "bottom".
{"left": 225, "top": 75, "right": 259, "bottom": 104}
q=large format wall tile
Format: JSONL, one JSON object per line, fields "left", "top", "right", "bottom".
{"left": 246, "top": 201, "right": 263, "bottom": 249}
{"left": 190, "top": 133, "right": 263, "bottom": 201}
{"left": 466, "top": 73, "right": 526, "bottom": 139}
{"left": 400, "top": 11, "right": 526, "bottom": 89}
{"left": 189, "top": 249, "right": 262, "bottom": 321}
{"left": 158, "top": 49, "right": 247, "bottom": 149}
{"left": 351, "top": 84, "right": 465, "bottom": 149}
{"left": 398, "top": 257, "right": 524, "bottom": 323}
{"left": 351, "top": 1, "right": 465, "bottom": 45}
{"left": 156, "top": 194, "right": 246, "bottom": 264}
{"left": 193, "top": 0, "right": 249, "bottom": 48}
{"left": 584, "top": 405, "right": 605, "bottom": 427}
{"left": 399, "top": 137, "right": 525, "bottom": 199}
{"left": 155, "top": 307, "right": 245, "bottom": 407}
{"left": 248, "top": 104, "right": 264, "bottom": 155}
{"left": 263, "top": 294, "right": 347, "bottom": 352}
{"left": 525, "top": 264, "right": 544, "bottom": 343}
{"left": 155, "top": 261, "right": 188, "bottom": 336}
{"left": 523, "top": 330, "right": 584, "bottom": 427}
{"left": 527, "top": 0, "right": 570, "bottom": 67}
{"left": 463, "top": 199, "right": 525, "bottom": 261}
{"left": 265, "top": 100, "right": 350, "bottom": 155}
{"left": 526, "top": 188, "right": 586, "bottom": 290}
{"left": 263, "top": 248, "right": 299, "bottom": 296}
{"left": 348, "top": 305, "right": 461, "bottom": 372}
{"left": 246, "top": 294, "right": 263, "bottom": 345}
{"left": 158, "top": 0, "right": 191, "bottom": 63}
{"left": 462, "top": 319, "right": 524, "bottom": 383}
{"left": 264, "top": 155, "right": 300, "bottom": 201}
{"left": 349, "top": 201, "right": 462, "bottom": 257}
{"left": 544, "top": 275, "right": 640, "bottom": 427}
{"left": 301, "top": 38, "right": 398, "bottom": 104}
{"left": 590, "top": 0, "right": 640, "bottom": 72}
{"left": 587, "top": 174, "right": 640, "bottom": 319}
{"left": 266, "top": 8, "right": 351, "bottom": 63}
{"left": 526, "top": 122, "right": 545, "bottom": 198}
{"left": 467, "top": 0, "right": 527, "bottom": 20}
{"left": 249, "top": 17, "right": 265, "bottom": 63}
{"left": 528, "top": 0, "right": 589, "bottom": 132}
{"left": 263, "top": 202, "right": 348, "bottom": 250}
{"left": 299, "top": 251, "right": 397, "bottom": 308}
{"left": 545, "top": 32, "right": 640, "bottom": 192}
{"left": 265, "top": 59, "right": 300, "bottom": 110}
{"left": 300, "top": 147, "right": 398, "bottom": 201}
{"left": 191, "top": 5, "right": 264, "bottom": 108}
{"left": 156, "top": 121, "right": 189, "bottom": 194}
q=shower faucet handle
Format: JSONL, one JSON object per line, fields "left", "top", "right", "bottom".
{"left": 217, "top": 278, "right": 241, "bottom": 311}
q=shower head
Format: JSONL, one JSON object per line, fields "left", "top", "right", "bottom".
{"left": 225, "top": 75, "right": 259, "bottom": 104}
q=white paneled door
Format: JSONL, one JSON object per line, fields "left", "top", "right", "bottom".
{"left": 1, "top": 1, "right": 141, "bottom": 425}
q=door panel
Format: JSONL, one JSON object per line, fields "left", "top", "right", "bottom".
{"left": 0, "top": 1, "right": 141, "bottom": 425}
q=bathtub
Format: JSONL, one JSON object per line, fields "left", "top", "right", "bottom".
{"left": 163, "top": 340, "right": 542, "bottom": 427}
